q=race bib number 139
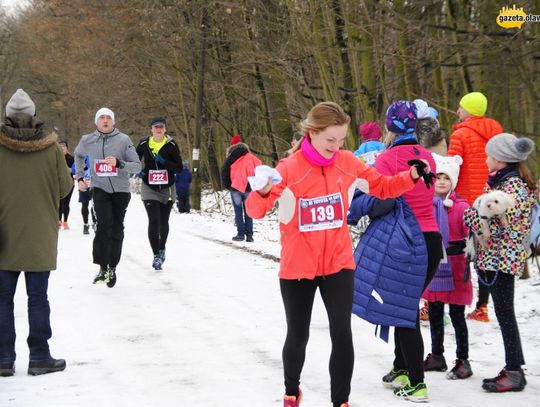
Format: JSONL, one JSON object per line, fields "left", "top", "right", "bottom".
{"left": 298, "top": 192, "right": 344, "bottom": 232}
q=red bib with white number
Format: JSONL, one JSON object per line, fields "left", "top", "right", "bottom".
{"left": 148, "top": 169, "right": 169, "bottom": 185}
{"left": 94, "top": 159, "right": 118, "bottom": 177}
{"left": 298, "top": 192, "right": 344, "bottom": 232}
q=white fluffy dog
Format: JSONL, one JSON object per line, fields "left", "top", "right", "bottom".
{"left": 467, "top": 190, "right": 516, "bottom": 254}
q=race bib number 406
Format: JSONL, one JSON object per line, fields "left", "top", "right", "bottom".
{"left": 94, "top": 159, "right": 118, "bottom": 177}
{"left": 298, "top": 192, "right": 344, "bottom": 232}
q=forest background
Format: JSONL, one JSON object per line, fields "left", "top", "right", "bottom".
{"left": 1, "top": 0, "right": 539, "bottom": 205}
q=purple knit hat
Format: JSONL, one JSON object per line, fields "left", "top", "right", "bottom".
{"left": 359, "top": 121, "right": 382, "bottom": 141}
{"left": 385, "top": 100, "right": 417, "bottom": 135}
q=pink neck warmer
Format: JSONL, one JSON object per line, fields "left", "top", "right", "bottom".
{"left": 301, "top": 137, "right": 337, "bottom": 167}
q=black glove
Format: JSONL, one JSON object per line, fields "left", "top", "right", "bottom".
{"left": 408, "top": 159, "right": 435, "bottom": 189}
{"left": 368, "top": 198, "right": 396, "bottom": 219}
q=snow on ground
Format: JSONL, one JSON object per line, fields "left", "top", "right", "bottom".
{"left": 2, "top": 189, "right": 540, "bottom": 406}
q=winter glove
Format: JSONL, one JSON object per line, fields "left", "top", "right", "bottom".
{"left": 408, "top": 159, "right": 435, "bottom": 188}
{"left": 368, "top": 198, "right": 396, "bottom": 219}
{"left": 154, "top": 154, "right": 166, "bottom": 164}
{"left": 136, "top": 169, "right": 147, "bottom": 178}
{"left": 248, "top": 165, "right": 282, "bottom": 191}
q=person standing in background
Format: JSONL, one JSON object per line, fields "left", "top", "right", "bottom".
{"left": 0, "top": 89, "right": 73, "bottom": 376}
{"left": 448, "top": 92, "right": 503, "bottom": 323}
{"left": 221, "top": 134, "right": 261, "bottom": 242}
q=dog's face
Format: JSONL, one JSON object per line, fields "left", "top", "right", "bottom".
{"left": 476, "top": 191, "right": 516, "bottom": 218}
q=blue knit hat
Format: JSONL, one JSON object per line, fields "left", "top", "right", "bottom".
{"left": 385, "top": 100, "right": 417, "bottom": 135}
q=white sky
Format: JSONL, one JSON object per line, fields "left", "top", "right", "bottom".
{"left": 1, "top": 0, "right": 30, "bottom": 14}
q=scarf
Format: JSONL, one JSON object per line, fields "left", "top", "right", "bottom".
{"left": 301, "top": 136, "right": 337, "bottom": 167}
{"left": 427, "top": 196, "right": 455, "bottom": 292}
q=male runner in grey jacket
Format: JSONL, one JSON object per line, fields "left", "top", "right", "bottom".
{"left": 74, "top": 107, "right": 141, "bottom": 287}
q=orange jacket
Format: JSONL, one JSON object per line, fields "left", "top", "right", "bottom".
{"left": 448, "top": 117, "right": 503, "bottom": 204}
{"left": 245, "top": 150, "right": 416, "bottom": 280}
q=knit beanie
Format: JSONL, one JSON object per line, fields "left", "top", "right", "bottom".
{"left": 230, "top": 134, "right": 242, "bottom": 146}
{"left": 485, "top": 133, "right": 534, "bottom": 163}
{"left": 94, "top": 107, "right": 115, "bottom": 125}
{"left": 459, "top": 92, "right": 487, "bottom": 117}
{"left": 150, "top": 117, "right": 166, "bottom": 126}
{"left": 433, "top": 153, "right": 463, "bottom": 207}
{"left": 5, "top": 89, "right": 36, "bottom": 117}
{"left": 359, "top": 121, "right": 382, "bottom": 141}
{"left": 413, "top": 99, "right": 430, "bottom": 120}
{"left": 58, "top": 140, "right": 68, "bottom": 147}
{"left": 385, "top": 100, "right": 417, "bottom": 135}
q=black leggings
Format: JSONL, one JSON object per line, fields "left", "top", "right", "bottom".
{"left": 480, "top": 270, "right": 524, "bottom": 370}
{"left": 280, "top": 269, "right": 354, "bottom": 406}
{"left": 143, "top": 200, "right": 173, "bottom": 255}
{"left": 393, "top": 232, "right": 442, "bottom": 386}
{"left": 92, "top": 188, "right": 131, "bottom": 269}
{"left": 59, "top": 187, "right": 74, "bottom": 222}
{"left": 81, "top": 201, "right": 97, "bottom": 225}
{"left": 428, "top": 302, "right": 468, "bottom": 360}
{"left": 476, "top": 279, "right": 490, "bottom": 308}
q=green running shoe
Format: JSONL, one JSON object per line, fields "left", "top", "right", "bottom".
{"left": 393, "top": 382, "right": 428, "bottom": 402}
{"left": 382, "top": 368, "right": 410, "bottom": 389}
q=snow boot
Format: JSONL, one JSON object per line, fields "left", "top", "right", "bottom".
{"left": 0, "top": 362, "right": 14, "bottom": 377}
{"left": 28, "top": 357, "right": 66, "bottom": 376}
{"left": 482, "top": 369, "right": 526, "bottom": 392}
{"left": 424, "top": 353, "right": 447, "bottom": 372}
{"left": 447, "top": 359, "right": 473, "bottom": 379}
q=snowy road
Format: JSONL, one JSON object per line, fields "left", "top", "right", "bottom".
{"left": 2, "top": 194, "right": 539, "bottom": 406}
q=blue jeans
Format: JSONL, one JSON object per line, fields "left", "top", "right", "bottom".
{"left": 0, "top": 271, "right": 52, "bottom": 363}
{"left": 230, "top": 190, "right": 253, "bottom": 237}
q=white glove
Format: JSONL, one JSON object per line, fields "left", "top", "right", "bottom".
{"left": 248, "top": 165, "right": 282, "bottom": 191}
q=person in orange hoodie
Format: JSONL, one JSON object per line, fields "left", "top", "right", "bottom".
{"left": 245, "top": 102, "right": 428, "bottom": 407}
{"left": 448, "top": 92, "right": 503, "bottom": 323}
{"left": 221, "top": 134, "right": 261, "bottom": 242}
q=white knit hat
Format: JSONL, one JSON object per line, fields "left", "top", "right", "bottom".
{"left": 94, "top": 107, "right": 115, "bottom": 125}
{"left": 6, "top": 89, "right": 36, "bottom": 117}
{"left": 433, "top": 153, "right": 463, "bottom": 207}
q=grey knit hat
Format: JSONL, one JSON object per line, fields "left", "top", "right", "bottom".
{"left": 486, "top": 133, "right": 534, "bottom": 163}
{"left": 5, "top": 89, "right": 36, "bottom": 117}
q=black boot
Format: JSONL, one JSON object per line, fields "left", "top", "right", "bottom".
{"left": 482, "top": 369, "right": 526, "bottom": 392}
{"left": 0, "top": 362, "right": 15, "bottom": 377}
{"left": 232, "top": 235, "right": 245, "bottom": 241}
{"left": 28, "top": 357, "right": 66, "bottom": 376}
{"left": 246, "top": 234, "right": 254, "bottom": 242}
{"left": 423, "top": 353, "right": 447, "bottom": 371}
{"left": 83, "top": 224, "right": 90, "bottom": 235}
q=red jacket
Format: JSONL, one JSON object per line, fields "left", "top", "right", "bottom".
{"left": 231, "top": 152, "right": 262, "bottom": 193}
{"left": 246, "top": 150, "right": 416, "bottom": 280}
{"left": 448, "top": 117, "right": 503, "bottom": 204}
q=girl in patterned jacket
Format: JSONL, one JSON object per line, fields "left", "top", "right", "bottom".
{"left": 463, "top": 133, "right": 536, "bottom": 393}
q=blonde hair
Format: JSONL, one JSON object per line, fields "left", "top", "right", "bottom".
{"left": 291, "top": 102, "right": 350, "bottom": 154}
